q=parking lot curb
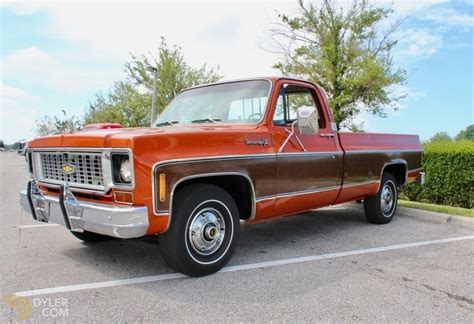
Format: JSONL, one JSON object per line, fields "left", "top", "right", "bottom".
{"left": 397, "top": 206, "right": 474, "bottom": 228}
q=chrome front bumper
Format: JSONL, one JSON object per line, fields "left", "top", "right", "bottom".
{"left": 19, "top": 180, "right": 149, "bottom": 239}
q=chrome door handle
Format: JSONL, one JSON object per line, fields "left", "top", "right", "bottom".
{"left": 320, "top": 133, "right": 335, "bottom": 138}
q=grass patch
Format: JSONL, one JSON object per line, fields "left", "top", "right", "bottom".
{"left": 399, "top": 200, "right": 474, "bottom": 218}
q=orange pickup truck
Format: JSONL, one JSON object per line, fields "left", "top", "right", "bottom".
{"left": 20, "top": 77, "right": 423, "bottom": 276}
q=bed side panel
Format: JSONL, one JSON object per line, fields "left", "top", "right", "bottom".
{"left": 335, "top": 132, "right": 422, "bottom": 203}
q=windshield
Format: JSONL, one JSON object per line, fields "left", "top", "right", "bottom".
{"left": 153, "top": 80, "right": 271, "bottom": 126}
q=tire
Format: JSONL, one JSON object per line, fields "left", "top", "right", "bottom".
{"left": 364, "top": 173, "right": 398, "bottom": 224}
{"left": 70, "top": 230, "right": 112, "bottom": 243}
{"left": 159, "top": 184, "right": 240, "bottom": 277}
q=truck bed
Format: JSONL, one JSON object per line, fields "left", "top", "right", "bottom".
{"left": 334, "top": 132, "right": 423, "bottom": 204}
{"left": 338, "top": 132, "right": 422, "bottom": 152}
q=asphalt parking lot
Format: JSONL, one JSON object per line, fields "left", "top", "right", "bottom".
{"left": 1, "top": 151, "right": 473, "bottom": 322}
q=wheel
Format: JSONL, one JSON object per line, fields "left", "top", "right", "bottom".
{"left": 364, "top": 173, "right": 398, "bottom": 224}
{"left": 159, "top": 183, "right": 240, "bottom": 276}
{"left": 70, "top": 230, "right": 112, "bottom": 243}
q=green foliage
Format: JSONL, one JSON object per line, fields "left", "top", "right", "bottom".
{"left": 4, "top": 142, "right": 21, "bottom": 150}
{"left": 85, "top": 81, "right": 151, "bottom": 127}
{"left": 455, "top": 124, "right": 474, "bottom": 141}
{"left": 85, "top": 38, "right": 222, "bottom": 128}
{"left": 270, "top": 0, "right": 406, "bottom": 130}
{"left": 35, "top": 110, "right": 82, "bottom": 136}
{"left": 125, "top": 37, "right": 222, "bottom": 113}
{"left": 428, "top": 131, "right": 452, "bottom": 143}
{"left": 404, "top": 141, "right": 474, "bottom": 209}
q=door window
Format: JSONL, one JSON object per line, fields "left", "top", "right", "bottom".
{"left": 273, "top": 85, "right": 323, "bottom": 128}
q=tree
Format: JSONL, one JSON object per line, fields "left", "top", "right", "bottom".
{"left": 429, "top": 132, "right": 452, "bottom": 143}
{"left": 35, "top": 110, "right": 82, "bottom": 136}
{"left": 125, "top": 37, "right": 222, "bottom": 113}
{"left": 269, "top": 0, "right": 406, "bottom": 130}
{"left": 85, "top": 38, "right": 222, "bottom": 127}
{"left": 4, "top": 142, "right": 22, "bottom": 150}
{"left": 455, "top": 124, "right": 474, "bottom": 141}
{"left": 85, "top": 81, "right": 151, "bottom": 127}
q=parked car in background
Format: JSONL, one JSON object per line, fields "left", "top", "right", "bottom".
{"left": 20, "top": 77, "right": 423, "bottom": 276}
{"left": 17, "top": 139, "right": 28, "bottom": 156}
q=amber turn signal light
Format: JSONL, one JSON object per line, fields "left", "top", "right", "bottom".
{"left": 159, "top": 173, "right": 166, "bottom": 202}
{"left": 114, "top": 191, "right": 134, "bottom": 205}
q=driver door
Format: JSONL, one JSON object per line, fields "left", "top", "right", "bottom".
{"left": 269, "top": 80, "right": 343, "bottom": 215}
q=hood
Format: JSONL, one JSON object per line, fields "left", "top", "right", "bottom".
{"left": 28, "top": 124, "right": 263, "bottom": 149}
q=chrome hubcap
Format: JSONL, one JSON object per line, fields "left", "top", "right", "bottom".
{"left": 188, "top": 207, "right": 225, "bottom": 256}
{"left": 380, "top": 183, "right": 394, "bottom": 214}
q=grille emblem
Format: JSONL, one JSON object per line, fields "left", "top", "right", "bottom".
{"left": 61, "top": 164, "right": 75, "bottom": 174}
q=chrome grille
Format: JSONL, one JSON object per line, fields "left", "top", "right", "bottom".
{"left": 38, "top": 152, "right": 104, "bottom": 188}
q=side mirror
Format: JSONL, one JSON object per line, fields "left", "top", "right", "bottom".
{"left": 297, "top": 106, "right": 319, "bottom": 135}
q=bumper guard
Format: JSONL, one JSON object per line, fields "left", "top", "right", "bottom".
{"left": 19, "top": 180, "right": 149, "bottom": 239}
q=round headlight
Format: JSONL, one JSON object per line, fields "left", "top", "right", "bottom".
{"left": 119, "top": 157, "right": 133, "bottom": 183}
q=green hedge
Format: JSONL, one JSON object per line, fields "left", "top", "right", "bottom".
{"left": 403, "top": 141, "right": 473, "bottom": 209}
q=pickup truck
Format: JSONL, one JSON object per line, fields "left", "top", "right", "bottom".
{"left": 20, "top": 77, "right": 423, "bottom": 276}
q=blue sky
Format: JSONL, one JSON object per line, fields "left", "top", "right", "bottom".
{"left": 1, "top": 0, "right": 473, "bottom": 143}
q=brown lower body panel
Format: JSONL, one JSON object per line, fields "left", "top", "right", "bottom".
{"left": 150, "top": 150, "right": 422, "bottom": 233}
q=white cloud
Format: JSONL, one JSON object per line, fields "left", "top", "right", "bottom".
{"left": 340, "top": 111, "right": 370, "bottom": 132}
{"left": 424, "top": 9, "right": 474, "bottom": 28}
{"left": 2, "top": 2, "right": 300, "bottom": 80}
{"left": 0, "top": 83, "right": 39, "bottom": 143}
{"left": 395, "top": 28, "right": 443, "bottom": 59}
{"left": 2, "top": 0, "right": 461, "bottom": 81}
{"left": 1, "top": 82, "right": 40, "bottom": 102}
{"left": 372, "top": 1, "right": 472, "bottom": 61}
{"left": 388, "top": 84, "right": 427, "bottom": 112}
{"left": 341, "top": 82, "right": 427, "bottom": 131}
{"left": 0, "top": 1, "right": 45, "bottom": 15}
{"left": 1, "top": 47, "right": 122, "bottom": 92}
{"left": 2, "top": 47, "right": 62, "bottom": 73}
{"left": 384, "top": 0, "right": 449, "bottom": 14}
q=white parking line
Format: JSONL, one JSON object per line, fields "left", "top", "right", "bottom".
{"left": 14, "top": 235, "right": 474, "bottom": 297}
{"left": 318, "top": 206, "right": 348, "bottom": 211}
{"left": 19, "top": 224, "right": 59, "bottom": 229}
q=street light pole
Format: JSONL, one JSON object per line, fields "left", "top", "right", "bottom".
{"left": 150, "top": 66, "right": 158, "bottom": 126}
{"left": 90, "top": 104, "right": 96, "bottom": 123}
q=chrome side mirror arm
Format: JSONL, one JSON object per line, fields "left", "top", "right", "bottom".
{"left": 278, "top": 121, "right": 307, "bottom": 153}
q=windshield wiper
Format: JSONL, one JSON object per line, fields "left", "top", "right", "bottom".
{"left": 191, "top": 118, "right": 222, "bottom": 124}
{"left": 155, "top": 120, "right": 179, "bottom": 127}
